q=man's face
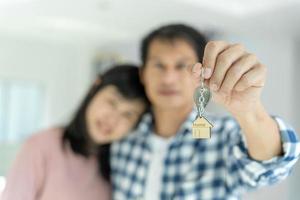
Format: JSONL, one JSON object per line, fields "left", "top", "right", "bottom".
{"left": 141, "top": 38, "right": 198, "bottom": 110}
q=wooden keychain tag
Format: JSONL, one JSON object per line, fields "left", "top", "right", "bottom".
{"left": 192, "top": 116, "right": 213, "bottom": 139}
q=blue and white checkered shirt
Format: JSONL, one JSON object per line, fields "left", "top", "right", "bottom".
{"left": 111, "top": 109, "right": 300, "bottom": 200}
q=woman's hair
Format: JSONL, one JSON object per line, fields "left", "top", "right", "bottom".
{"left": 62, "top": 64, "right": 149, "bottom": 182}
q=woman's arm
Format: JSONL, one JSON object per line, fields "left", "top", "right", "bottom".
{"left": 1, "top": 135, "right": 46, "bottom": 200}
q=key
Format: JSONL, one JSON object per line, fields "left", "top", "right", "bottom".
{"left": 192, "top": 67, "right": 213, "bottom": 139}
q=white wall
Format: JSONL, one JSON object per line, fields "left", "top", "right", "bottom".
{"left": 292, "top": 38, "right": 300, "bottom": 138}
{"left": 0, "top": 35, "right": 94, "bottom": 129}
{"left": 288, "top": 38, "right": 300, "bottom": 200}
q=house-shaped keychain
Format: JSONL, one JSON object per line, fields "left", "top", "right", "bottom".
{"left": 192, "top": 116, "right": 213, "bottom": 139}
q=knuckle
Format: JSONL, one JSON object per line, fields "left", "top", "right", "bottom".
{"left": 220, "top": 86, "right": 230, "bottom": 94}
{"left": 260, "top": 64, "right": 267, "bottom": 73}
{"left": 233, "top": 43, "right": 245, "bottom": 51}
{"left": 206, "top": 41, "right": 218, "bottom": 51}
{"left": 230, "top": 67, "right": 242, "bottom": 79}
{"left": 217, "top": 55, "right": 230, "bottom": 66}
{"left": 245, "top": 53, "right": 257, "bottom": 62}
{"left": 242, "top": 75, "right": 250, "bottom": 87}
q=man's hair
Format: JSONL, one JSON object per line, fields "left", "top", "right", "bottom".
{"left": 140, "top": 24, "right": 208, "bottom": 66}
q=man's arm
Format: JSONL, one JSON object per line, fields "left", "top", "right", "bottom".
{"left": 233, "top": 102, "right": 282, "bottom": 161}
{"left": 192, "top": 40, "right": 288, "bottom": 161}
{"left": 224, "top": 115, "right": 299, "bottom": 191}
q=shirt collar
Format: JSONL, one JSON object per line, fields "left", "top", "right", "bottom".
{"left": 135, "top": 108, "right": 199, "bottom": 140}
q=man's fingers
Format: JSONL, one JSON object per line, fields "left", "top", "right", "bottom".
{"left": 234, "top": 64, "right": 267, "bottom": 92}
{"left": 209, "top": 43, "right": 246, "bottom": 91}
{"left": 218, "top": 53, "right": 258, "bottom": 95}
{"left": 202, "top": 41, "right": 230, "bottom": 79}
{"left": 191, "top": 63, "right": 212, "bottom": 86}
{"left": 192, "top": 63, "right": 202, "bottom": 76}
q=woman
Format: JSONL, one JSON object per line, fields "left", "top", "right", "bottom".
{"left": 1, "top": 64, "right": 149, "bottom": 200}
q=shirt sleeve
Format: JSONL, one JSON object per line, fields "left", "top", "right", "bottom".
{"left": 225, "top": 116, "right": 300, "bottom": 193}
{"left": 1, "top": 134, "right": 46, "bottom": 200}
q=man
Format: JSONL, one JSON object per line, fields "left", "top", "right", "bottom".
{"left": 110, "top": 24, "right": 300, "bottom": 199}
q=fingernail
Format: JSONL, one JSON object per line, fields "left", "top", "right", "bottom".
{"left": 204, "top": 68, "right": 212, "bottom": 79}
{"left": 211, "top": 83, "right": 218, "bottom": 91}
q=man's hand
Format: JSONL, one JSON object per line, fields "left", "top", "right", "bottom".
{"left": 193, "top": 41, "right": 266, "bottom": 116}
{"left": 192, "top": 41, "right": 282, "bottom": 160}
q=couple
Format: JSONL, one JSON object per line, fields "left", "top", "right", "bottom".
{"left": 2, "top": 24, "right": 300, "bottom": 200}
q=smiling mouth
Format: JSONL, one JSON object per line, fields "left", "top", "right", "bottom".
{"left": 96, "top": 120, "right": 112, "bottom": 135}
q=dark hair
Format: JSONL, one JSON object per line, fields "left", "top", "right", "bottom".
{"left": 141, "top": 24, "right": 208, "bottom": 66}
{"left": 62, "top": 64, "right": 148, "bottom": 182}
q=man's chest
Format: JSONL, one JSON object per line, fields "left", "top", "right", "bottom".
{"left": 112, "top": 136, "right": 228, "bottom": 199}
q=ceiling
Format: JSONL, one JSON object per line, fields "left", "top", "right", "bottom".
{"left": 0, "top": 0, "right": 299, "bottom": 44}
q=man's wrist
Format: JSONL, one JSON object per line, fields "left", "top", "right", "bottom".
{"left": 233, "top": 102, "right": 268, "bottom": 125}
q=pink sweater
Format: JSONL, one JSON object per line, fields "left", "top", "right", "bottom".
{"left": 1, "top": 128, "right": 111, "bottom": 200}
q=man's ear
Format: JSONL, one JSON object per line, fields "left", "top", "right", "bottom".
{"left": 139, "top": 67, "right": 145, "bottom": 85}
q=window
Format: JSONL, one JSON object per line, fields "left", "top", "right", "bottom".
{"left": 0, "top": 79, "right": 45, "bottom": 177}
{"left": 0, "top": 80, "right": 45, "bottom": 142}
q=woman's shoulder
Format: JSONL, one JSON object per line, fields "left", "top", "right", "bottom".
{"left": 24, "top": 127, "right": 65, "bottom": 152}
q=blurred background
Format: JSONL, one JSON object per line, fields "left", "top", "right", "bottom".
{"left": 0, "top": 0, "right": 299, "bottom": 199}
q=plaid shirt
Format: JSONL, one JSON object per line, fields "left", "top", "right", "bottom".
{"left": 111, "top": 109, "right": 300, "bottom": 200}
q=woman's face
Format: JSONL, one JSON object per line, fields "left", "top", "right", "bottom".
{"left": 86, "top": 85, "right": 146, "bottom": 144}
